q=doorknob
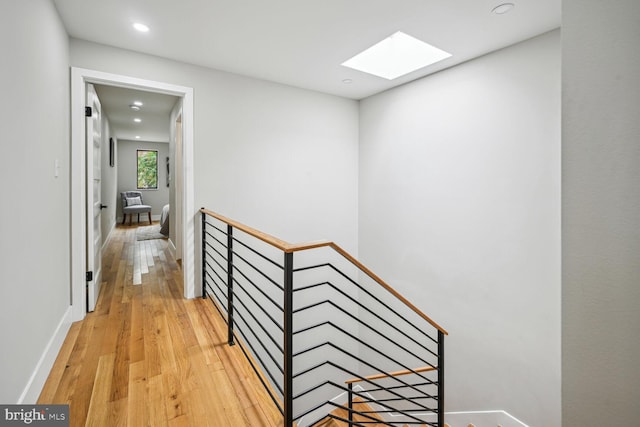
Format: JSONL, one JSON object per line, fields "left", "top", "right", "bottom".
{"left": 100, "top": 204, "right": 108, "bottom": 210}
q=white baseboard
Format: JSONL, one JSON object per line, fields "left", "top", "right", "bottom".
{"left": 413, "top": 410, "right": 529, "bottom": 427}
{"left": 168, "top": 238, "right": 177, "bottom": 258}
{"left": 101, "top": 221, "right": 116, "bottom": 252}
{"left": 295, "top": 382, "right": 530, "bottom": 427}
{"left": 17, "top": 306, "right": 73, "bottom": 404}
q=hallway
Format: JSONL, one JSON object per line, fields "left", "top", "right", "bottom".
{"left": 38, "top": 225, "right": 282, "bottom": 426}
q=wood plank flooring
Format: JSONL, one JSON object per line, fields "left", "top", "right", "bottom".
{"left": 38, "top": 224, "right": 283, "bottom": 427}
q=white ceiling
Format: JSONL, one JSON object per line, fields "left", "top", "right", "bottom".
{"left": 53, "top": 0, "right": 560, "bottom": 100}
{"left": 57, "top": 0, "right": 559, "bottom": 141}
{"left": 94, "top": 85, "right": 178, "bottom": 143}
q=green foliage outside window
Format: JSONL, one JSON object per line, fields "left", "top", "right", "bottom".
{"left": 137, "top": 150, "right": 158, "bottom": 189}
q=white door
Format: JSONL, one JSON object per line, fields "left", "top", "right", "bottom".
{"left": 86, "top": 84, "right": 103, "bottom": 312}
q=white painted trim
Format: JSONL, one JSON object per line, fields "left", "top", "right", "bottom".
{"left": 499, "top": 410, "right": 531, "bottom": 427}
{"left": 170, "top": 104, "right": 184, "bottom": 262}
{"left": 180, "top": 88, "right": 195, "bottom": 298}
{"left": 426, "top": 410, "right": 530, "bottom": 427}
{"left": 292, "top": 382, "right": 530, "bottom": 427}
{"left": 71, "top": 67, "right": 86, "bottom": 321}
{"left": 168, "top": 238, "right": 177, "bottom": 259}
{"left": 346, "top": 384, "right": 530, "bottom": 427}
{"left": 400, "top": 410, "right": 530, "bottom": 427}
{"left": 17, "top": 307, "right": 73, "bottom": 404}
{"left": 101, "top": 221, "right": 116, "bottom": 254}
{"left": 71, "top": 67, "right": 196, "bottom": 321}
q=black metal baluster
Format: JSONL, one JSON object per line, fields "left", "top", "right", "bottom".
{"left": 348, "top": 382, "right": 354, "bottom": 425}
{"left": 284, "top": 251, "right": 294, "bottom": 426}
{"left": 227, "top": 225, "right": 235, "bottom": 346}
{"left": 201, "top": 209, "right": 207, "bottom": 299}
{"left": 438, "top": 330, "right": 445, "bottom": 427}
{"left": 200, "top": 208, "right": 447, "bottom": 427}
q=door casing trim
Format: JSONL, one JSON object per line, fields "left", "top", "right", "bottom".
{"left": 70, "top": 67, "right": 195, "bottom": 321}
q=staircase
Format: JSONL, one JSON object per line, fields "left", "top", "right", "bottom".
{"left": 200, "top": 208, "right": 448, "bottom": 427}
{"left": 315, "top": 398, "right": 439, "bottom": 427}
{"left": 315, "top": 399, "right": 385, "bottom": 427}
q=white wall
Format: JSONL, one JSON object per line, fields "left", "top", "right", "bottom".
{"left": 358, "top": 31, "right": 561, "bottom": 427}
{"left": 0, "top": 0, "right": 71, "bottom": 403}
{"left": 562, "top": 1, "right": 640, "bottom": 425}
{"left": 69, "top": 39, "right": 359, "bottom": 412}
{"left": 69, "top": 39, "right": 360, "bottom": 254}
{"left": 100, "top": 119, "right": 118, "bottom": 243}
{"left": 117, "top": 140, "right": 170, "bottom": 220}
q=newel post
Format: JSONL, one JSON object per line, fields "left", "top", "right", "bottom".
{"left": 283, "top": 251, "right": 294, "bottom": 426}
{"left": 201, "top": 210, "right": 207, "bottom": 299}
{"left": 227, "top": 224, "right": 235, "bottom": 346}
{"left": 438, "top": 330, "right": 445, "bottom": 427}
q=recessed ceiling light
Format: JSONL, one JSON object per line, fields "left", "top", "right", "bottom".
{"left": 129, "top": 105, "right": 140, "bottom": 111}
{"left": 492, "top": 3, "right": 515, "bottom": 14}
{"left": 341, "top": 31, "right": 451, "bottom": 80}
{"left": 342, "top": 79, "right": 353, "bottom": 84}
{"left": 133, "top": 22, "right": 149, "bottom": 33}
{"left": 135, "top": 136, "right": 141, "bottom": 139}
{"left": 134, "top": 118, "right": 142, "bottom": 123}
{"left": 133, "top": 101, "right": 143, "bottom": 106}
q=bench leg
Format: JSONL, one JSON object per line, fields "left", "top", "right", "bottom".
{"left": 122, "top": 214, "right": 126, "bottom": 225}
{"left": 148, "top": 212, "right": 152, "bottom": 224}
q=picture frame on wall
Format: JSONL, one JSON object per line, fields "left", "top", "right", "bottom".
{"left": 109, "top": 137, "right": 115, "bottom": 167}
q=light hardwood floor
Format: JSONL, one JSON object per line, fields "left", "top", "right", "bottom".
{"left": 38, "top": 224, "right": 283, "bottom": 427}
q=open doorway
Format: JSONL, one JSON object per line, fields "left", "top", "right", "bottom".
{"left": 85, "top": 84, "right": 181, "bottom": 312}
{"left": 71, "top": 67, "right": 195, "bottom": 321}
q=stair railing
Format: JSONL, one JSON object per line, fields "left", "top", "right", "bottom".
{"left": 200, "top": 208, "right": 448, "bottom": 427}
{"left": 345, "top": 364, "right": 444, "bottom": 427}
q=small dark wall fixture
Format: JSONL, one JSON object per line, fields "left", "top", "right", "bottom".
{"left": 166, "top": 156, "right": 170, "bottom": 187}
{"left": 109, "top": 137, "right": 115, "bottom": 167}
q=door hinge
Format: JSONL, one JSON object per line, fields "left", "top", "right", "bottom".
{"left": 85, "top": 106, "right": 92, "bottom": 117}
{"left": 86, "top": 271, "right": 93, "bottom": 281}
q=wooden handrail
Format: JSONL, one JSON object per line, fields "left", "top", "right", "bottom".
{"left": 326, "top": 242, "right": 448, "bottom": 334}
{"left": 345, "top": 365, "right": 437, "bottom": 384}
{"left": 201, "top": 208, "right": 292, "bottom": 250}
{"left": 200, "top": 208, "right": 448, "bottom": 335}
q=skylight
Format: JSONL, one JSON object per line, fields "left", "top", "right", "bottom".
{"left": 341, "top": 31, "right": 451, "bottom": 80}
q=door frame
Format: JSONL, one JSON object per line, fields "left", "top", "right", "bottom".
{"left": 86, "top": 83, "right": 103, "bottom": 312}
{"left": 71, "top": 67, "right": 195, "bottom": 321}
{"left": 169, "top": 109, "right": 184, "bottom": 261}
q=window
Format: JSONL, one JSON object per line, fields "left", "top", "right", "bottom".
{"left": 137, "top": 149, "right": 158, "bottom": 189}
